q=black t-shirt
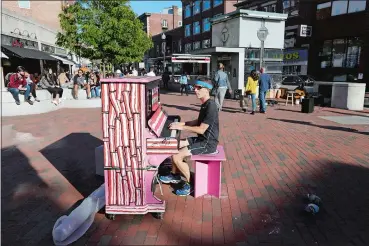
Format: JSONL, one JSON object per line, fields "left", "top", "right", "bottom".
{"left": 197, "top": 99, "right": 219, "bottom": 145}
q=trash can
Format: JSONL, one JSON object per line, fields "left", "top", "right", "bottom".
{"left": 234, "top": 89, "right": 242, "bottom": 100}
{"left": 301, "top": 98, "right": 314, "bottom": 113}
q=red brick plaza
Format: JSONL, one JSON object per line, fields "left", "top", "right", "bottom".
{"left": 2, "top": 92, "right": 369, "bottom": 246}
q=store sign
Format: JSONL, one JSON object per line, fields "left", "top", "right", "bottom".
{"left": 300, "top": 25, "right": 312, "bottom": 37}
{"left": 283, "top": 49, "right": 308, "bottom": 62}
{"left": 12, "top": 39, "right": 24, "bottom": 48}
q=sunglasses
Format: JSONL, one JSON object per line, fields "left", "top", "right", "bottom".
{"left": 194, "top": 85, "right": 204, "bottom": 90}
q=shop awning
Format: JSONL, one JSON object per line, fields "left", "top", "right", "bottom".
{"left": 50, "top": 54, "right": 75, "bottom": 65}
{"left": 1, "top": 45, "right": 57, "bottom": 61}
{"left": 1, "top": 52, "right": 9, "bottom": 59}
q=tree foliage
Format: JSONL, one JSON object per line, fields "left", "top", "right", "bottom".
{"left": 56, "top": 0, "right": 153, "bottom": 64}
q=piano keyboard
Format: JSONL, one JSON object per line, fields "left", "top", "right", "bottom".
{"left": 170, "top": 119, "right": 179, "bottom": 138}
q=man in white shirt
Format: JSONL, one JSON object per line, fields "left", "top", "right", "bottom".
{"left": 131, "top": 68, "right": 138, "bottom": 76}
{"left": 146, "top": 67, "right": 156, "bottom": 77}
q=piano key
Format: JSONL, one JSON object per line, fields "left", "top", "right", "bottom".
{"left": 170, "top": 119, "right": 179, "bottom": 138}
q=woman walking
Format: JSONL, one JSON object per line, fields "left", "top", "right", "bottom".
{"left": 244, "top": 70, "right": 259, "bottom": 115}
{"left": 179, "top": 72, "right": 189, "bottom": 96}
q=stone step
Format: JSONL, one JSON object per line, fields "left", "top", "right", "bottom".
{"left": 2, "top": 93, "right": 101, "bottom": 117}
{"left": 2, "top": 88, "right": 93, "bottom": 103}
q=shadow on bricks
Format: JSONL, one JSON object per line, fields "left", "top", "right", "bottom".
{"left": 1, "top": 146, "right": 54, "bottom": 246}
{"left": 269, "top": 118, "right": 369, "bottom": 136}
{"left": 40, "top": 132, "right": 104, "bottom": 197}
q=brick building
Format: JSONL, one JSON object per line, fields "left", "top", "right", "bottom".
{"left": 138, "top": 6, "right": 183, "bottom": 37}
{"left": 181, "top": 0, "right": 238, "bottom": 53}
{"left": 1, "top": 0, "right": 76, "bottom": 79}
{"left": 2, "top": 0, "right": 64, "bottom": 30}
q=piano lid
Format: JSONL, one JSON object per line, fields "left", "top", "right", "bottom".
{"left": 100, "top": 76, "right": 161, "bottom": 84}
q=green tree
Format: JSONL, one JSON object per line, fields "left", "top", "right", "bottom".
{"left": 56, "top": 0, "right": 152, "bottom": 65}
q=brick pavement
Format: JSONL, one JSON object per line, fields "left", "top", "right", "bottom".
{"left": 2, "top": 92, "right": 369, "bottom": 246}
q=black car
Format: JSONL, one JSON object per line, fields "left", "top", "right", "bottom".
{"left": 281, "top": 75, "right": 315, "bottom": 88}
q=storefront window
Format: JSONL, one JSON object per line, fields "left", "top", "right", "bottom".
{"left": 185, "top": 43, "right": 192, "bottom": 53}
{"left": 41, "top": 43, "right": 56, "bottom": 53}
{"left": 193, "top": 1, "right": 201, "bottom": 15}
{"left": 203, "top": 18, "right": 210, "bottom": 32}
{"left": 319, "top": 40, "right": 333, "bottom": 68}
{"left": 193, "top": 41, "right": 201, "bottom": 50}
{"left": 193, "top": 21, "right": 200, "bottom": 35}
{"left": 203, "top": 0, "right": 211, "bottom": 11}
{"left": 184, "top": 5, "right": 191, "bottom": 18}
{"left": 1, "top": 35, "right": 38, "bottom": 50}
{"left": 348, "top": 0, "right": 366, "bottom": 13}
{"left": 214, "top": 0, "right": 223, "bottom": 7}
{"left": 346, "top": 37, "right": 361, "bottom": 68}
{"left": 319, "top": 38, "right": 362, "bottom": 69}
{"left": 332, "top": 39, "right": 346, "bottom": 67}
{"left": 203, "top": 39, "right": 211, "bottom": 48}
{"left": 331, "top": 0, "right": 348, "bottom": 16}
{"left": 316, "top": 2, "right": 332, "bottom": 20}
{"left": 185, "top": 24, "right": 191, "bottom": 37}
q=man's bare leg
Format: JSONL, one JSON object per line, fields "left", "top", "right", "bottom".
{"left": 172, "top": 139, "right": 190, "bottom": 174}
{"left": 172, "top": 147, "right": 191, "bottom": 182}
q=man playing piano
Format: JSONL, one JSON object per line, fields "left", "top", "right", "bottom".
{"left": 159, "top": 78, "right": 219, "bottom": 196}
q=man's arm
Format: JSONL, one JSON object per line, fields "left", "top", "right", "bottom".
{"left": 226, "top": 73, "right": 232, "bottom": 91}
{"left": 268, "top": 75, "right": 272, "bottom": 90}
{"left": 172, "top": 102, "right": 217, "bottom": 135}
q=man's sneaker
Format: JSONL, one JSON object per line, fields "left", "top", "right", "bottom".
{"left": 159, "top": 173, "right": 182, "bottom": 184}
{"left": 175, "top": 182, "right": 191, "bottom": 196}
{"left": 15, "top": 101, "right": 20, "bottom": 105}
{"left": 25, "top": 99, "right": 34, "bottom": 105}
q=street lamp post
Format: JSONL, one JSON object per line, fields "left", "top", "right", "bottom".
{"left": 161, "top": 33, "right": 166, "bottom": 73}
{"left": 257, "top": 19, "right": 269, "bottom": 70}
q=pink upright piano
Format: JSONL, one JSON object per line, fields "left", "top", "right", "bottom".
{"left": 100, "top": 76, "right": 180, "bottom": 220}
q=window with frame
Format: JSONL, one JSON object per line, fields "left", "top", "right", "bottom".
{"left": 18, "top": 0, "right": 30, "bottom": 9}
{"left": 193, "top": 1, "right": 201, "bottom": 15}
{"left": 331, "top": 0, "right": 348, "bottom": 16}
{"left": 178, "top": 39, "right": 182, "bottom": 52}
{"left": 319, "top": 40, "right": 333, "bottom": 68}
{"left": 332, "top": 39, "right": 346, "bottom": 67}
{"left": 193, "top": 41, "right": 201, "bottom": 50}
{"left": 185, "top": 5, "right": 191, "bottom": 18}
{"left": 185, "top": 24, "right": 192, "bottom": 37}
{"left": 203, "top": 0, "right": 211, "bottom": 11}
{"left": 214, "top": 0, "right": 223, "bottom": 7}
{"left": 348, "top": 0, "right": 366, "bottom": 13}
{"left": 178, "top": 21, "right": 182, "bottom": 27}
{"left": 203, "top": 18, "right": 211, "bottom": 32}
{"left": 316, "top": 2, "right": 332, "bottom": 19}
{"left": 185, "top": 43, "right": 192, "bottom": 53}
{"left": 193, "top": 21, "right": 200, "bottom": 35}
{"left": 162, "top": 19, "right": 168, "bottom": 28}
{"left": 345, "top": 37, "right": 361, "bottom": 68}
{"left": 203, "top": 39, "right": 211, "bottom": 48}
{"left": 270, "top": 4, "right": 276, "bottom": 12}
{"left": 319, "top": 38, "right": 362, "bottom": 69}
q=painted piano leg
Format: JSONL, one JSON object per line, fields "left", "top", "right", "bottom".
{"left": 194, "top": 160, "right": 222, "bottom": 198}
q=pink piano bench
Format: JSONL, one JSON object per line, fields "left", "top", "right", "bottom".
{"left": 191, "top": 145, "right": 226, "bottom": 198}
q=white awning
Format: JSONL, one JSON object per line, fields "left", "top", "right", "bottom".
{"left": 1, "top": 52, "right": 9, "bottom": 59}
{"left": 50, "top": 54, "right": 75, "bottom": 65}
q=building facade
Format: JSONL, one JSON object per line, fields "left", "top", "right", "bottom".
{"left": 138, "top": 6, "right": 183, "bottom": 37}
{"left": 235, "top": 0, "right": 369, "bottom": 87}
{"left": 235, "top": 0, "right": 315, "bottom": 75}
{"left": 181, "top": 0, "right": 237, "bottom": 53}
{"left": 1, "top": 0, "right": 78, "bottom": 78}
{"left": 311, "top": 0, "right": 368, "bottom": 85}
{"left": 147, "top": 27, "right": 184, "bottom": 72}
